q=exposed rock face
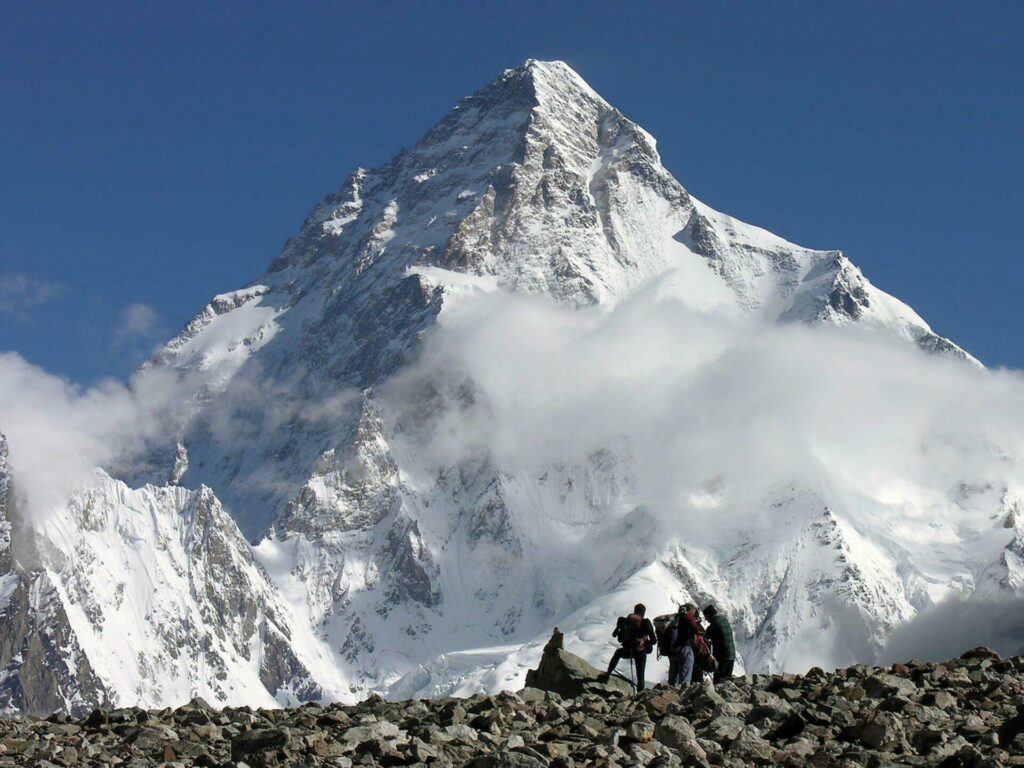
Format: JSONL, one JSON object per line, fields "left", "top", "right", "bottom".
{"left": 0, "top": 571, "right": 110, "bottom": 716}
{"left": 2, "top": 648, "right": 1022, "bottom": 767}
{"left": 0, "top": 433, "right": 109, "bottom": 716}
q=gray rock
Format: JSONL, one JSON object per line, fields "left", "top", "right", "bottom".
{"left": 625, "top": 719, "right": 655, "bottom": 743}
{"left": 230, "top": 727, "right": 289, "bottom": 760}
{"left": 340, "top": 720, "right": 400, "bottom": 744}
{"left": 442, "top": 723, "right": 478, "bottom": 742}
{"left": 705, "top": 715, "right": 745, "bottom": 742}
{"left": 726, "top": 726, "right": 773, "bottom": 760}
{"left": 856, "top": 711, "right": 905, "bottom": 750}
{"left": 655, "top": 715, "right": 697, "bottom": 748}
{"left": 961, "top": 647, "right": 1001, "bottom": 661}
{"left": 863, "top": 673, "right": 918, "bottom": 699}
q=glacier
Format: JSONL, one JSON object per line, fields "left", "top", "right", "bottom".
{"left": 0, "top": 59, "right": 1021, "bottom": 715}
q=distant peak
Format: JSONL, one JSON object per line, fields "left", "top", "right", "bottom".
{"left": 502, "top": 58, "right": 609, "bottom": 108}
{"left": 521, "top": 58, "right": 572, "bottom": 73}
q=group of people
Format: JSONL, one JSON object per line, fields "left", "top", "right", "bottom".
{"left": 600, "top": 602, "right": 735, "bottom": 692}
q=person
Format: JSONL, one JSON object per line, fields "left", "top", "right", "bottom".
{"left": 703, "top": 603, "right": 735, "bottom": 683}
{"left": 601, "top": 603, "right": 657, "bottom": 691}
{"left": 667, "top": 603, "right": 703, "bottom": 686}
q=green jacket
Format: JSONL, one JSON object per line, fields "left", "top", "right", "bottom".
{"left": 706, "top": 613, "right": 735, "bottom": 660}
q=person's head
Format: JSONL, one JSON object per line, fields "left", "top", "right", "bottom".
{"left": 680, "top": 603, "right": 697, "bottom": 615}
{"left": 703, "top": 603, "right": 718, "bottom": 618}
{"left": 634, "top": 603, "right": 646, "bottom": 617}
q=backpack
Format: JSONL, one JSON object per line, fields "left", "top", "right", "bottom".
{"left": 693, "top": 634, "right": 718, "bottom": 673}
{"left": 617, "top": 614, "right": 649, "bottom": 655}
{"left": 652, "top": 614, "right": 675, "bottom": 655}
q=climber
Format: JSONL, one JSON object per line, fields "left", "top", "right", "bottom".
{"left": 703, "top": 603, "right": 736, "bottom": 683}
{"left": 600, "top": 602, "right": 657, "bottom": 691}
{"left": 667, "top": 603, "right": 704, "bottom": 686}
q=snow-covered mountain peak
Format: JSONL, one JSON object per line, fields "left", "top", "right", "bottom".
{"left": 137, "top": 54, "right": 979, "bottom": 590}
{"left": 265, "top": 57, "right": 671, "bottom": 304}
{"left": 0, "top": 60, "right": 1005, "bottom": 714}
{"left": 518, "top": 58, "right": 608, "bottom": 101}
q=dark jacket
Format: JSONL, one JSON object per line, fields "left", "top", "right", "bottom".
{"left": 706, "top": 613, "right": 735, "bottom": 661}
{"left": 669, "top": 612, "right": 703, "bottom": 654}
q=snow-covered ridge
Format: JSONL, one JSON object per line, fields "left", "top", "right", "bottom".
{"left": 36, "top": 471, "right": 348, "bottom": 709}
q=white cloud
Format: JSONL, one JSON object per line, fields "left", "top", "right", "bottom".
{"left": 0, "top": 353, "right": 195, "bottom": 521}
{"left": 384, "top": 274, "right": 1024, "bottom": 551}
{"left": 112, "top": 302, "right": 161, "bottom": 347}
{"left": 0, "top": 273, "right": 63, "bottom": 319}
{"left": 2, "top": 265, "right": 1024, "bottom": 666}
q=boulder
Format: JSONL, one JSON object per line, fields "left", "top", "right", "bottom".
{"left": 625, "top": 719, "right": 655, "bottom": 743}
{"left": 654, "top": 715, "right": 697, "bottom": 748}
{"left": 855, "top": 711, "right": 905, "bottom": 750}
{"left": 230, "top": 727, "right": 289, "bottom": 761}
{"left": 863, "top": 673, "right": 918, "bottom": 699}
{"left": 524, "top": 631, "right": 632, "bottom": 698}
{"left": 726, "top": 726, "right": 774, "bottom": 761}
{"left": 961, "top": 647, "right": 1001, "bottom": 661}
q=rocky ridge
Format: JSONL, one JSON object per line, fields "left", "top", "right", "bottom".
{"left": 2, "top": 645, "right": 1023, "bottom": 767}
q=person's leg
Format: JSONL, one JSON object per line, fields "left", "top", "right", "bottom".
{"left": 668, "top": 654, "right": 680, "bottom": 685}
{"left": 606, "top": 648, "right": 625, "bottom": 676}
{"left": 635, "top": 653, "right": 646, "bottom": 691}
{"left": 715, "top": 658, "right": 734, "bottom": 683}
{"left": 680, "top": 646, "right": 694, "bottom": 685}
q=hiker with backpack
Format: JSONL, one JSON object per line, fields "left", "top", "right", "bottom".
{"left": 703, "top": 603, "right": 736, "bottom": 683}
{"left": 665, "top": 603, "right": 705, "bottom": 686}
{"left": 600, "top": 602, "right": 657, "bottom": 691}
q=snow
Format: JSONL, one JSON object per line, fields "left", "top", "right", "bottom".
{"left": 155, "top": 286, "right": 285, "bottom": 390}
{"left": 33, "top": 472, "right": 347, "bottom": 709}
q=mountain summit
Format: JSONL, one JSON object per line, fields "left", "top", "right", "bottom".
{"left": 0, "top": 60, "right": 1009, "bottom": 715}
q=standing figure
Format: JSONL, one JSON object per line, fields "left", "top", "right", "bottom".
{"left": 703, "top": 603, "right": 736, "bottom": 683}
{"left": 601, "top": 602, "right": 657, "bottom": 691}
{"left": 667, "top": 603, "right": 704, "bottom": 686}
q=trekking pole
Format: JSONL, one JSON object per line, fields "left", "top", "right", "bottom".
{"left": 628, "top": 656, "right": 636, "bottom": 693}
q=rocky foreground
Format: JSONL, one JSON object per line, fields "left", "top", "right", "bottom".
{"left": 3, "top": 645, "right": 1024, "bottom": 767}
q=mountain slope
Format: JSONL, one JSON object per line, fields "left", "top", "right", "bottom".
{"left": 145, "top": 59, "right": 973, "bottom": 540}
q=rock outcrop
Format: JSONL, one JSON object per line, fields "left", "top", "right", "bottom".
{"left": 2, "top": 648, "right": 1023, "bottom": 767}
{"left": 524, "top": 630, "right": 633, "bottom": 698}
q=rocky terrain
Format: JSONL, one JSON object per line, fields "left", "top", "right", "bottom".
{"left": 2, "top": 642, "right": 1022, "bottom": 767}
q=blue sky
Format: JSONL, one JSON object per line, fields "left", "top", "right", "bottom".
{"left": 1, "top": 1, "right": 1021, "bottom": 382}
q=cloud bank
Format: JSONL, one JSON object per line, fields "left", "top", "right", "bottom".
{"left": 385, "top": 278, "right": 1024, "bottom": 549}
{"left": 0, "top": 353, "right": 192, "bottom": 520}
{"left": 1, "top": 268, "right": 1024, "bottom": 670}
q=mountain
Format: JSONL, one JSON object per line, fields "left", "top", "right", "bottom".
{"left": 0, "top": 60, "right": 1016, "bottom": 715}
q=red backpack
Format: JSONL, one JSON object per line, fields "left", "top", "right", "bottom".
{"left": 692, "top": 634, "right": 718, "bottom": 672}
{"left": 618, "top": 613, "right": 650, "bottom": 654}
